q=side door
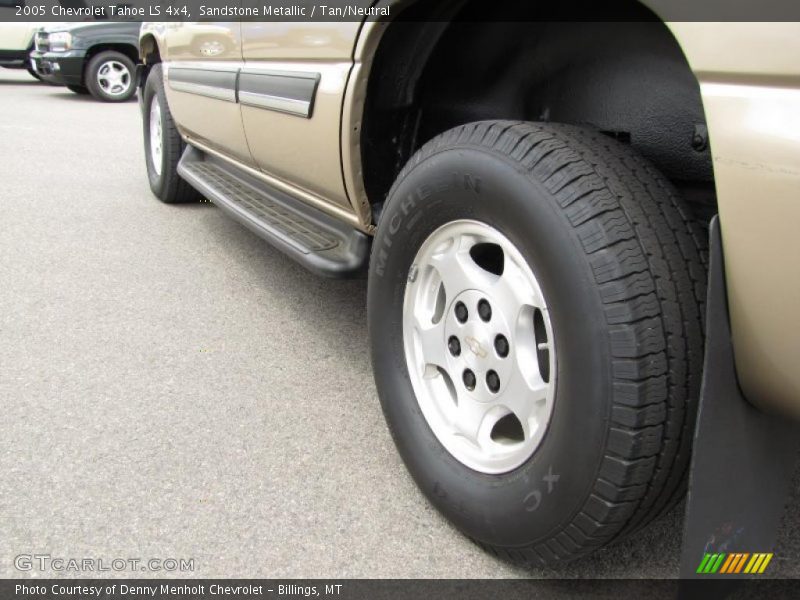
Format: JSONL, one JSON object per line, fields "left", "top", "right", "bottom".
{"left": 238, "top": 16, "right": 368, "bottom": 218}
{"left": 160, "top": 18, "right": 252, "bottom": 166}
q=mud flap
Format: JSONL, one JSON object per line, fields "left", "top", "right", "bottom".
{"left": 679, "top": 216, "right": 799, "bottom": 589}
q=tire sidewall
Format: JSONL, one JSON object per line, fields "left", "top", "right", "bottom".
{"left": 86, "top": 52, "right": 136, "bottom": 103}
{"left": 368, "top": 147, "right": 613, "bottom": 547}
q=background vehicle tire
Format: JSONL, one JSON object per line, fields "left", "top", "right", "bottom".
{"left": 66, "top": 84, "right": 90, "bottom": 95}
{"left": 26, "top": 66, "right": 41, "bottom": 81}
{"left": 368, "top": 121, "right": 707, "bottom": 565}
{"left": 142, "top": 64, "right": 200, "bottom": 204}
{"left": 85, "top": 51, "right": 136, "bottom": 102}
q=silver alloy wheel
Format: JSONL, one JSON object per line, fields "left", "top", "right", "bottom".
{"left": 403, "top": 220, "right": 556, "bottom": 474}
{"left": 149, "top": 96, "right": 163, "bottom": 176}
{"left": 96, "top": 60, "right": 131, "bottom": 96}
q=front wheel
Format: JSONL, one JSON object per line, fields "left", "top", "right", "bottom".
{"left": 142, "top": 64, "right": 199, "bottom": 203}
{"left": 368, "top": 121, "right": 707, "bottom": 565}
{"left": 85, "top": 51, "right": 136, "bottom": 102}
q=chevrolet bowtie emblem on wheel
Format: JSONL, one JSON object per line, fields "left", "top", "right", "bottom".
{"left": 464, "top": 336, "right": 488, "bottom": 359}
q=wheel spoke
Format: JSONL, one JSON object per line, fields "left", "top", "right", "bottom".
{"left": 489, "top": 257, "right": 546, "bottom": 324}
{"left": 450, "top": 395, "right": 493, "bottom": 447}
{"left": 430, "top": 234, "right": 495, "bottom": 297}
{"left": 500, "top": 368, "right": 549, "bottom": 440}
{"left": 413, "top": 314, "right": 448, "bottom": 375}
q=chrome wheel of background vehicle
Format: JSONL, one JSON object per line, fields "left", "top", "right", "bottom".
{"left": 149, "top": 97, "right": 163, "bottom": 177}
{"left": 403, "top": 220, "right": 555, "bottom": 474}
{"left": 96, "top": 60, "right": 131, "bottom": 97}
{"left": 86, "top": 51, "right": 137, "bottom": 103}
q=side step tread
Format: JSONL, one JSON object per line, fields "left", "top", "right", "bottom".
{"left": 178, "top": 147, "right": 368, "bottom": 277}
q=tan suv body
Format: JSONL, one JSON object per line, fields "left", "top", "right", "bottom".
{"left": 139, "top": 4, "right": 800, "bottom": 565}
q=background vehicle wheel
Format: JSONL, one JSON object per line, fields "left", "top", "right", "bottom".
{"left": 66, "top": 84, "right": 90, "bottom": 95}
{"left": 85, "top": 51, "right": 136, "bottom": 102}
{"left": 142, "top": 64, "right": 200, "bottom": 204}
{"left": 368, "top": 121, "right": 707, "bottom": 565}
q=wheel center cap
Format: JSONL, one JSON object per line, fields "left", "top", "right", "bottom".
{"left": 443, "top": 289, "right": 514, "bottom": 403}
{"left": 458, "top": 320, "right": 492, "bottom": 372}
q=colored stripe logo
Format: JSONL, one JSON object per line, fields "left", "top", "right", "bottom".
{"left": 696, "top": 552, "right": 773, "bottom": 574}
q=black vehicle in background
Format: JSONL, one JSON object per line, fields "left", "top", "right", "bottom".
{"left": 30, "top": 21, "right": 140, "bottom": 102}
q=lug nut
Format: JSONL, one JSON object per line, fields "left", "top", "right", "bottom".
{"left": 494, "top": 334, "right": 509, "bottom": 358}
{"left": 463, "top": 369, "right": 476, "bottom": 391}
{"left": 486, "top": 370, "right": 501, "bottom": 393}
{"left": 455, "top": 301, "right": 468, "bottom": 323}
{"left": 478, "top": 299, "right": 492, "bottom": 322}
{"left": 448, "top": 336, "right": 461, "bottom": 357}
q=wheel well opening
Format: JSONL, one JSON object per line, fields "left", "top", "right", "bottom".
{"left": 361, "top": 0, "right": 717, "bottom": 224}
{"left": 138, "top": 34, "right": 161, "bottom": 89}
{"left": 82, "top": 43, "right": 140, "bottom": 86}
{"left": 139, "top": 34, "right": 161, "bottom": 65}
{"left": 85, "top": 43, "right": 139, "bottom": 66}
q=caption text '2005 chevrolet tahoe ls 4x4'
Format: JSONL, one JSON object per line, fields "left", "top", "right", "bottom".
{"left": 137, "top": 3, "right": 800, "bottom": 568}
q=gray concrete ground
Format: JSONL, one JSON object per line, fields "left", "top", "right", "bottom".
{"left": 0, "top": 69, "right": 797, "bottom": 579}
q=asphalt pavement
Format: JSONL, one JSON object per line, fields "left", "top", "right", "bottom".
{"left": 0, "top": 69, "right": 797, "bottom": 580}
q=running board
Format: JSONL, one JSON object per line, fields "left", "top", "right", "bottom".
{"left": 177, "top": 146, "right": 369, "bottom": 278}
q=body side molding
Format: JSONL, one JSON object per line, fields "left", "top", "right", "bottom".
{"left": 167, "top": 65, "right": 238, "bottom": 102}
{"left": 238, "top": 69, "right": 321, "bottom": 118}
{"left": 167, "top": 64, "right": 321, "bottom": 118}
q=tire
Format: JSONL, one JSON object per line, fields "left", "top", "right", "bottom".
{"left": 84, "top": 51, "right": 136, "bottom": 102}
{"left": 67, "top": 84, "right": 90, "bottom": 95}
{"left": 142, "top": 64, "right": 199, "bottom": 204}
{"left": 27, "top": 66, "right": 42, "bottom": 81}
{"left": 367, "top": 121, "right": 707, "bottom": 565}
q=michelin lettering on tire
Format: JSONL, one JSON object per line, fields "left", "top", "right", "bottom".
{"left": 375, "top": 174, "right": 481, "bottom": 277}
